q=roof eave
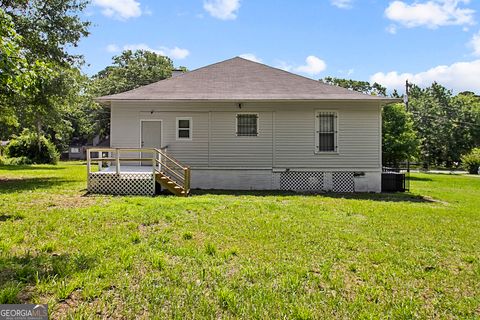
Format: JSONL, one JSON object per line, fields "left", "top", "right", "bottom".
{"left": 95, "top": 97, "right": 401, "bottom": 105}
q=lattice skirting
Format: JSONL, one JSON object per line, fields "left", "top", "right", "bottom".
{"left": 88, "top": 173, "right": 155, "bottom": 195}
{"left": 332, "top": 172, "right": 355, "bottom": 192}
{"left": 279, "top": 171, "right": 356, "bottom": 192}
{"left": 280, "top": 171, "right": 325, "bottom": 191}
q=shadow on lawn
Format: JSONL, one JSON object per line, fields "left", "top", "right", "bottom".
{"left": 190, "top": 189, "right": 435, "bottom": 203}
{"left": 0, "top": 165, "right": 63, "bottom": 171}
{"left": 0, "top": 214, "right": 23, "bottom": 222}
{"left": 409, "top": 176, "right": 433, "bottom": 182}
{"left": 0, "top": 252, "right": 96, "bottom": 303}
{"left": 0, "top": 177, "right": 77, "bottom": 194}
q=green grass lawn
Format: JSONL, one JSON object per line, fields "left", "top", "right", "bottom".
{"left": 0, "top": 162, "right": 479, "bottom": 319}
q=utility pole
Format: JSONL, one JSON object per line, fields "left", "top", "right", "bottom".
{"left": 404, "top": 80, "right": 410, "bottom": 174}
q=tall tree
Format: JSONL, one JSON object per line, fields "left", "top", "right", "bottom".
{"left": 321, "top": 77, "right": 387, "bottom": 96}
{"left": 0, "top": 0, "right": 90, "bottom": 152}
{"left": 92, "top": 50, "right": 175, "bottom": 96}
{"left": 91, "top": 50, "right": 176, "bottom": 136}
{"left": 382, "top": 103, "right": 420, "bottom": 166}
{"left": 0, "top": 0, "right": 90, "bottom": 66}
{"left": 408, "top": 83, "right": 480, "bottom": 167}
{"left": 0, "top": 7, "right": 54, "bottom": 137}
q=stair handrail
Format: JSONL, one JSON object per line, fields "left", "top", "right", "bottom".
{"left": 154, "top": 148, "right": 186, "bottom": 170}
{"left": 153, "top": 148, "right": 190, "bottom": 193}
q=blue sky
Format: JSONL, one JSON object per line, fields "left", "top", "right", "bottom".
{"left": 77, "top": 0, "right": 480, "bottom": 93}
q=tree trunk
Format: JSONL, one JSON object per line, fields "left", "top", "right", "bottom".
{"left": 36, "top": 119, "right": 42, "bottom": 153}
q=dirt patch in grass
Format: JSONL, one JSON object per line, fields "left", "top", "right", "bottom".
{"left": 17, "top": 194, "right": 109, "bottom": 210}
{"left": 53, "top": 290, "right": 95, "bottom": 319}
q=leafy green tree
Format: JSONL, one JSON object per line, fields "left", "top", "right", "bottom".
{"left": 408, "top": 83, "right": 480, "bottom": 167}
{"left": 321, "top": 77, "right": 387, "bottom": 96}
{"left": 0, "top": 0, "right": 91, "bottom": 154}
{"left": 382, "top": 103, "right": 420, "bottom": 166}
{"left": 92, "top": 50, "right": 175, "bottom": 96}
{"left": 0, "top": 7, "right": 28, "bottom": 129}
{"left": 91, "top": 50, "right": 176, "bottom": 136}
{"left": 0, "top": 7, "right": 54, "bottom": 136}
{"left": 1, "top": 0, "right": 90, "bottom": 66}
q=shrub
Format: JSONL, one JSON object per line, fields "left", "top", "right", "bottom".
{"left": 4, "top": 156, "right": 32, "bottom": 165}
{"left": 461, "top": 148, "right": 480, "bottom": 174}
{"left": 5, "top": 130, "right": 59, "bottom": 164}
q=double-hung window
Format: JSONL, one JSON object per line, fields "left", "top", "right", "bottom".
{"left": 315, "top": 111, "right": 337, "bottom": 152}
{"left": 236, "top": 113, "right": 258, "bottom": 136}
{"left": 176, "top": 117, "right": 192, "bottom": 140}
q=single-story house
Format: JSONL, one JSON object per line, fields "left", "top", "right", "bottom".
{"left": 65, "top": 136, "right": 110, "bottom": 160}
{"left": 95, "top": 57, "right": 396, "bottom": 194}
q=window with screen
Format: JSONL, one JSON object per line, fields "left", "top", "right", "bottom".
{"left": 176, "top": 117, "right": 192, "bottom": 140}
{"left": 315, "top": 112, "right": 337, "bottom": 152}
{"left": 236, "top": 114, "right": 258, "bottom": 136}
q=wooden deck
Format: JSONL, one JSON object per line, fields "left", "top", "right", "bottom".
{"left": 86, "top": 148, "right": 190, "bottom": 196}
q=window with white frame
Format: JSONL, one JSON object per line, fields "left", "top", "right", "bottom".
{"left": 176, "top": 117, "right": 192, "bottom": 140}
{"left": 236, "top": 113, "right": 258, "bottom": 136}
{"left": 315, "top": 111, "right": 337, "bottom": 152}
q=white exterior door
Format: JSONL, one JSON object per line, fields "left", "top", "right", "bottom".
{"left": 141, "top": 120, "right": 162, "bottom": 165}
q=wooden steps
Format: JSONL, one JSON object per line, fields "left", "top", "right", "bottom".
{"left": 155, "top": 171, "right": 189, "bottom": 196}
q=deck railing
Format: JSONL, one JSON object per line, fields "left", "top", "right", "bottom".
{"left": 86, "top": 147, "right": 191, "bottom": 193}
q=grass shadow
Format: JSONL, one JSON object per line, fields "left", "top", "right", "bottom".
{"left": 0, "top": 214, "right": 23, "bottom": 222}
{"left": 190, "top": 189, "right": 434, "bottom": 203}
{"left": 409, "top": 176, "right": 433, "bottom": 182}
{"left": 191, "top": 189, "right": 299, "bottom": 197}
{"left": 0, "top": 252, "right": 97, "bottom": 304}
{"left": 0, "top": 165, "right": 63, "bottom": 171}
{"left": 319, "top": 192, "right": 436, "bottom": 203}
{"left": 0, "top": 177, "right": 77, "bottom": 194}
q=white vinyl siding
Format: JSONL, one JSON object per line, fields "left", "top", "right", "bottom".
{"left": 110, "top": 105, "right": 209, "bottom": 167}
{"left": 210, "top": 111, "right": 272, "bottom": 167}
{"left": 110, "top": 101, "right": 381, "bottom": 170}
{"left": 274, "top": 106, "right": 380, "bottom": 168}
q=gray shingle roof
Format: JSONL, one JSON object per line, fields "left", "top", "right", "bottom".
{"left": 97, "top": 57, "right": 394, "bottom": 102}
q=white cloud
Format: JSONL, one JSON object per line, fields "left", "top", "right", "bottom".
{"left": 93, "top": 0, "right": 142, "bottom": 20}
{"left": 203, "top": 0, "right": 240, "bottom": 20}
{"left": 337, "top": 68, "right": 355, "bottom": 76}
{"left": 331, "top": 0, "right": 353, "bottom": 9}
{"left": 106, "top": 44, "right": 120, "bottom": 53}
{"left": 108, "top": 43, "right": 190, "bottom": 59}
{"left": 294, "top": 56, "right": 327, "bottom": 75}
{"left": 386, "top": 24, "right": 398, "bottom": 34}
{"left": 239, "top": 53, "right": 262, "bottom": 63}
{"left": 275, "top": 60, "right": 293, "bottom": 72}
{"left": 166, "top": 47, "right": 190, "bottom": 59}
{"left": 470, "top": 31, "right": 480, "bottom": 56}
{"left": 370, "top": 59, "right": 480, "bottom": 93}
{"left": 385, "top": 0, "right": 475, "bottom": 30}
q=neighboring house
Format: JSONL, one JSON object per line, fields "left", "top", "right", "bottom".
{"left": 96, "top": 57, "right": 396, "bottom": 193}
{"left": 66, "top": 136, "right": 110, "bottom": 160}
